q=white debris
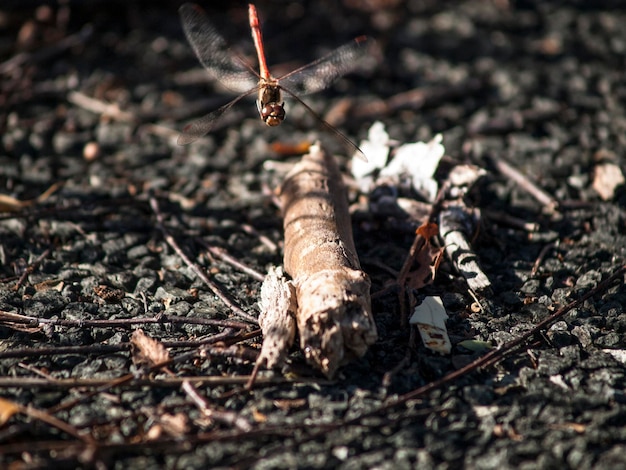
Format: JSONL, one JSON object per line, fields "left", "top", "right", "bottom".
{"left": 351, "top": 122, "right": 445, "bottom": 201}
{"left": 409, "top": 295, "right": 451, "bottom": 354}
{"left": 351, "top": 121, "right": 390, "bottom": 188}
{"left": 381, "top": 134, "right": 444, "bottom": 201}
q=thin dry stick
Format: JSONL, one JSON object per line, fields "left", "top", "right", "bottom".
{"left": 483, "top": 209, "right": 540, "bottom": 232}
{"left": 12, "top": 248, "right": 52, "bottom": 291}
{"left": 531, "top": 242, "right": 558, "bottom": 277}
{"left": 490, "top": 156, "right": 559, "bottom": 213}
{"left": 149, "top": 195, "right": 258, "bottom": 324}
{"left": 67, "top": 91, "right": 135, "bottom": 122}
{"left": 0, "top": 310, "right": 250, "bottom": 330}
{"left": 200, "top": 242, "right": 266, "bottom": 282}
{"left": 19, "top": 403, "right": 96, "bottom": 445}
{"left": 182, "top": 380, "right": 251, "bottom": 431}
{"left": 0, "top": 374, "right": 320, "bottom": 389}
{"left": 396, "top": 225, "right": 434, "bottom": 329}
{"left": 0, "top": 329, "right": 258, "bottom": 360}
{"left": 239, "top": 222, "right": 279, "bottom": 252}
{"left": 280, "top": 143, "right": 377, "bottom": 377}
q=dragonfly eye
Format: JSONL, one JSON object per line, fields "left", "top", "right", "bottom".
{"left": 261, "top": 103, "right": 286, "bottom": 127}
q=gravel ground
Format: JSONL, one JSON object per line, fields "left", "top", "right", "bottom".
{"left": 1, "top": 1, "right": 626, "bottom": 468}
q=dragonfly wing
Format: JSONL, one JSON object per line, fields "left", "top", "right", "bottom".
{"left": 179, "top": 3, "right": 258, "bottom": 93}
{"left": 177, "top": 88, "right": 257, "bottom": 145}
{"left": 278, "top": 36, "right": 372, "bottom": 96}
{"left": 280, "top": 87, "right": 367, "bottom": 161}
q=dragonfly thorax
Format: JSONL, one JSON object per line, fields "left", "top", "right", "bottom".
{"left": 257, "top": 80, "right": 285, "bottom": 126}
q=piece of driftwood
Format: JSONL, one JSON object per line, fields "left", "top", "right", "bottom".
{"left": 273, "top": 143, "right": 377, "bottom": 377}
{"left": 256, "top": 266, "right": 296, "bottom": 369}
{"left": 439, "top": 165, "right": 492, "bottom": 294}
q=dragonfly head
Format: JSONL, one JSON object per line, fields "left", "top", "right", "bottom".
{"left": 259, "top": 102, "right": 286, "bottom": 127}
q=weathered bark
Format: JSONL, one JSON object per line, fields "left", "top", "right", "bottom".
{"left": 279, "top": 144, "right": 377, "bottom": 377}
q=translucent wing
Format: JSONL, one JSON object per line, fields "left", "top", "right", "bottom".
{"left": 280, "top": 87, "right": 367, "bottom": 161}
{"left": 177, "top": 88, "right": 257, "bottom": 145}
{"left": 179, "top": 3, "right": 258, "bottom": 93}
{"left": 277, "top": 36, "right": 371, "bottom": 96}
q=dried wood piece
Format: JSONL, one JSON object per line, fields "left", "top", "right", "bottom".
{"left": 256, "top": 266, "right": 296, "bottom": 369}
{"left": 439, "top": 204, "right": 492, "bottom": 294}
{"left": 439, "top": 164, "right": 492, "bottom": 294}
{"left": 280, "top": 143, "right": 377, "bottom": 377}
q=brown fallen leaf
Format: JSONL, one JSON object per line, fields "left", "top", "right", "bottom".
{"left": 130, "top": 329, "right": 170, "bottom": 368}
{"left": 93, "top": 284, "right": 126, "bottom": 302}
{"left": 404, "top": 222, "right": 444, "bottom": 290}
{"left": 0, "top": 397, "right": 21, "bottom": 425}
{"left": 592, "top": 161, "right": 625, "bottom": 201}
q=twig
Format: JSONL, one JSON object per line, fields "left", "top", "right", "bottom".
{"left": 531, "top": 242, "right": 558, "bottom": 277}
{"left": 182, "top": 380, "right": 251, "bottom": 431}
{"left": 12, "top": 248, "right": 52, "bottom": 291}
{"left": 67, "top": 90, "right": 135, "bottom": 122}
{"left": 489, "top": 156, "right": 559, "bottom": 213}
{"left": 239, "top": 222, "right": 279, "bottom": 252}
{"left": 21, "top": 403, "right": 96, "bottom": 444}
{"left": 483, "top": 209, "right": 541, "bottom": 232}
{"left": 149, "top": 195, "right": 258, "bottom": 324}
{"left": 0, "top": 344, "right": 128, "bottom": 359}
{"left": 0, "top": 374, "right": 318, "bottom": 389}
{"left": 0, "top": 329, "right": 259, "bottom": 359}
{"left": 0, "top": 310, "right": 250, "bottom": 330}
{"left": 467, "top": 102, "right": 561, "bottom": 135}
{"left": 200, "top": 242, "right": 266, "bottom": 282}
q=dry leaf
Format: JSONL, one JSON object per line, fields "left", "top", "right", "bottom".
{"left": 270, "top": 140, "right": 311, "bottom": 156}
{"left": 405, "top": 223, "right": 443, "bottom": 290}
{"left": 159, "top": 412, "right": 189, "bottom": 436}
{"left": 93, "top": 284, "right": 126, "bottom": 302}
{"left": 130, "top": 329, "right": 170, "bottom": 368}
{"left": 145, "top": 424, "right": 163, "bottom": 441}
{"left": 33, "top": 279, "right": 64, "bottom": 292}
{"left": 272, "top": 398, "right": 307, "bottom": 411}
{"left": 0, "top": 397, "right": 21, "bottom": 425}
{"left": 251, "top": 408, "right": 268, "bottom": 423}
{"left": 592, "top": 161, "right": 625, "bottom": 201}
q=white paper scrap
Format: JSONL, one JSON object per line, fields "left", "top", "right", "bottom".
{"left": 381, "top": 134, "right": 444, "bottom": 202}
{"left": 409, "top": 295, "right": 451, "bottom": 354}
{"left": 351, "top": 121, "right": 390, "bottom": 183}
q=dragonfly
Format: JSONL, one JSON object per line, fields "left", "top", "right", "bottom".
{"left": 177, "top": 3, "right": 372, "bottom": 158}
